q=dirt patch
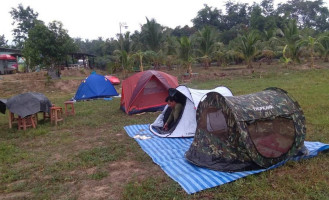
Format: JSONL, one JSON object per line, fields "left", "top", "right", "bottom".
{"left": 74, "top": 161, "right": 148, "bottom": 200}
{"left": 61, "top": 68, "right": 90, "bottom": 77}
{"left": 52, "top": 80, "right": 82, "bottom": 93}
{"left": 0, "top": 192, "right": 32, "bottom": 200}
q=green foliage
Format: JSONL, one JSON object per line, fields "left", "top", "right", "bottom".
{"left": 95, "top": 55, "right": 113, "bottom": 70}
{"left": 273, "top": 19, "right": 302, "bottom": 64}
{"left": 280, "top": 45, "right": 292, "bottom": 67}
{"left": 23, "top": 21, "right": 77, "bottom": 69}
{"left": 10, "top": 4, "right": 39, "bottom": 48}
{"left": 318, "top": 34, "right": 329, "bottom": 62}
{"left": 171, "top": 25, "right": 197, "bottom": 38}
{"left": 178, "top": 36, "right": 194, "bottom": 74}
{"left": 192, "top": 4, "right": 224, "bottom": 30}
{"left": 276, "top": 0, "right": 329, "bottom": 31}
{"left": 177, "top": 37, "right": 192, "bottom": 62}
{"left": 298, "top": 36, "right": 321, "bottom": 68}
{"left": 225, "top": 1, "right": 249, "bottom": 29}
{"left": 143, "top": 50, "right": 160, "bottom": 69}
{"left": 237, "top": 30, "right": 261, "bottom": 68}
{"left": 132, "top": 50, "right": 145, "bottom": 72}
{"left": 211, "top": 42, "right": 227, "bottom": 66}
{"left": 0, "top": 34, "right": 9, "bottom": 48}
{"left": 141, "top": 18, "right": 164, "bottom": 52}
{"left": 164, "top": 35, "right": 178, "bottom": 56}
{"left": 250, "top": 5, "right": 266, "bottom": 31}
{"left": 193, "top": 26, "right": 218, "bottom": 68}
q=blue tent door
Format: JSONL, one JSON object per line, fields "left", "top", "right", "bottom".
{"left": 74, "top": 74, "right": 118, "bottom": 101}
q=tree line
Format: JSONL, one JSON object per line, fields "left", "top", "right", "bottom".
{"left": 1, "top": 0, "right": 329, "bottom": 74}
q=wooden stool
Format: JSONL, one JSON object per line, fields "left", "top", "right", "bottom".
{"left": 64, "top": 101, "right": 75, "bottom": 116}
{"left": 18, "top": 115, "right": 37, "bottom": 130}
{"left": 8, "top": 111, "right": 19, "bottom": 128}
{"left": 43, "top": 104, "right": 56, "bottom": 120}
{"left": 51, "top": 107, "right": 63, "bottom": 125}
{"left": 43, "top": 112, "right": 51, "bottom": 120}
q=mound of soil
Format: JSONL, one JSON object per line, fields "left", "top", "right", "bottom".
{"left": 0, "top": 68, "right": 92, "bottom": 97}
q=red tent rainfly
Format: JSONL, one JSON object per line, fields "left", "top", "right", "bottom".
{"left": 120, "top": 70, "right": 179, "bottom": 114}
{"left": 105, "top": 75, "right": 120, "bottom": 85}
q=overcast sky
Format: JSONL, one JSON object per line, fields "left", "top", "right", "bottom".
{"left": 1, "top": 0, "right": 326, "bottom": 43}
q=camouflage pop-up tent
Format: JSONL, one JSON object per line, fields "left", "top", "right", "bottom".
{"left": 185, "top": 87, "right": 307, "bottom": 172}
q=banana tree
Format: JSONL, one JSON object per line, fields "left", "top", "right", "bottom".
{"left": 280, "top": 45, "right": 292, "bottom": 68}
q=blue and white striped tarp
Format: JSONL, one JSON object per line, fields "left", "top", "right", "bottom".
{"left": 124, "top": 124, "right": 329, "bottom": 194}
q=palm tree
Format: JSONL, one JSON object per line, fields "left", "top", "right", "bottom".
{"left": 113, "top": 49, "right": 132, "bottom": 78}
{"left": 318, "top": 35, "right": 329, "bottom": 62}
{"left": 194, "top": 26, "right": 217, "bottom": 68}
{"left": 163, "top": 35, "right": 178, "bottom": 70}
{"left": 260, "top": 29, "right": 280, "bottom": 65}
{"left": 116, "top": 32, "right": 132, "bottom": 53}
{"left": 130, "top": 31, "right": 144, "bottom": 52}
{"left": 276, "top": 20, "right": 302, "bottom": 64}
{"left": 178, "top": 36, "right": 194, "bottom": 75}
{"left": 132, "top": 50, "right": 145, "bottom": 72}
{"left": 211, "top": 42, "right": 226, "bottom": 67}
{"left": 298, "top": 36, "right": 321, "bottom": 68}
{"left": 141, "top": 18, "right": 163, "bottom": 52}
{"left": 144, "top": 50, "right": 162, "bottom": 69}
{"left": 122, "top": 32, "right": 132, "bottom": 53}
{"left": 238, "top": 30, "right": 261, "bottom": 68}
{"left": 165, "top": 54, "right": 178, "bottom": 70}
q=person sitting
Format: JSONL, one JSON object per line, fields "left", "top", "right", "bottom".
{"left": 163, "top": 95, "right": 183, "bottom": 131}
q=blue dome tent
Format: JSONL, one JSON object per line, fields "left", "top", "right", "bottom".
{"left": 74, "top": 73, "right": 119, "bottom": 101}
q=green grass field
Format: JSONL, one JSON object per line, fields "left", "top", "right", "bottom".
{"left": 0, "top": 67, "right": 328, "bottom": 199}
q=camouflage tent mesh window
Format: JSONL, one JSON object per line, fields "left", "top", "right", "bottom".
{"left": 247, "top": 117, "right": 295, "bottom": 158}
{"left": 198, "top": 108, "right": 229, "bottom": 140}
{"left": 185, "top": 88, "right": 306, "bottom": 172}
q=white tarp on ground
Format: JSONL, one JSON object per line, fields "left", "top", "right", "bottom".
{"left": 149, "top": 85, "right": 233, "bottom": 137}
